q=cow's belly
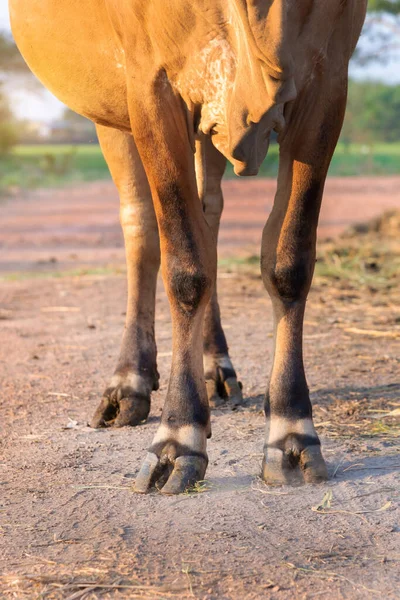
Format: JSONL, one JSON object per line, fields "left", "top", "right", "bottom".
{"left": 9, "top": 0, "right": 130, "bottom": 130}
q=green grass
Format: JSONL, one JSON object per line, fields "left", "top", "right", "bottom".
{"left": 225, "top": 142, "right": 400, "bottom": 178}
{"left": 0, "top": 144, "right": 109, "bottom": 191}
{"left": 0, "top": 266, "right": 125, "bottom": 282}
{"left": 1, "top": 141, "right": 400, "bottom": 193}
{"left": 219, "top": 237, "right": 400, "bottom": 292}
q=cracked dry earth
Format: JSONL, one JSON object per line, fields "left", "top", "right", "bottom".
{"left": 0, "top": 189, "right": 400, "bottom": 599}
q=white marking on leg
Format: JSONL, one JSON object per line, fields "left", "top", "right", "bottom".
{"left": 152, "top": 425, "right": 207, "bottom": 453}
{"left": 266, "top": 417, "right": 317, "bottom": 445}
{"left": 109, "top": 373, "right": 151, "bottom": 396}
{"left": 203, "top": 353, "right": 233, "bottom": 373}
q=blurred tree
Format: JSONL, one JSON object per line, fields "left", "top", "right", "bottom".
{"left": 369, "top": 1, "right": 400, "bottom": 13}
{"left": 0, "top": 33, "right": 41, "bottom": 153}
{"left": 63, "top": 108, "right": 91, "bottom": 125}
{"left": 59, "top": 108, "right": 98, "bottom": 143}
{"left": 356, "top": 0, "right": 400, "bottom": 65}
{"left": 342, "top": 80, "right": 400, "bottom": 144}
{"left": 0, "top": 32, "right": 33, "bottom": 78}
{"left": 39, "top": 107, "right": 99, "bottom": 143}
{"left": 0, "top": 88, "right": 13, "bottom": 122}
{"left": 0, "top": 85, "right": 18, "bottom": 155}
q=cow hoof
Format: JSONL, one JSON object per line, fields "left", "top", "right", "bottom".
{"left": 90, "top": 388, "right": 150, "bottom": 428}
{"left": 261, "top": 418, "right": 328, "bottom": 485}
{"left": 134, "top": 452, "right": 208, "bottom": 495}
{"left": 134, "top": 425, "right": 208, "bottom": 494}
{"left": 262, "top": 445, "right": 328, "bottom": 485}
{"left": 204, "top": 354, "right": 244, "bottom": 408}
{"left": 91, "top": 372, "right": 155, "bottom": 428}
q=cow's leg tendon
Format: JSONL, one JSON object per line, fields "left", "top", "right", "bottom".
{"left": 196, "top": 136, "right": 243, "bottom": 408}
{"left": 260, "top": 76, "right": 348, "bottom": 484}
{"left": 130, "top": 74, "right": 215, "bottom": 494}
{"left": 91, "top": 125, "right": 160, "bottom": 428}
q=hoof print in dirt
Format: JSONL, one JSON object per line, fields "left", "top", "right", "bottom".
{"left": 90, "top": 388, "right": 150, "bottom": 428}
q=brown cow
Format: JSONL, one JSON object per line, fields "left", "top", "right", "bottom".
{"left": 9, "top": 0, "right": 367, "bottom": 493}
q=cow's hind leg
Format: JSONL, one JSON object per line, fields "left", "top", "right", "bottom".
{"left": 261, "top": 72, "right": 348, "bottom": 484}
{"left": 91, "top": 125, "right": 160, "bottom": 428}
{"left": 196, "top": 136, "right": 243, "bottom": 408}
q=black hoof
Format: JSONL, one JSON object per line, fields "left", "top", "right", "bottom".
{"left": 262, "top": 444, "right": 328, "bottom": 485}
{"left": 205, "top": 362, "right": 244, "bottom": 408}
{"left": 90, "top": 388, "right": 150, "bottom": 428}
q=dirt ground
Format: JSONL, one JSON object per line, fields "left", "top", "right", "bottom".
{"left": 1, "top": 178, "right": 400, "bottom": 599}
{"left": 2, "top": 176, "right": 400, "bottom": 274}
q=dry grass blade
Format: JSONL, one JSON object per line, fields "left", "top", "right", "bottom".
{"left": 344, "top": 327, "right": 400, "bottom": 339}
{"left": 285, "top": 562, "right": 382, "bottom": 594}
{"left": 331, "top": 457, "right": 346, "bottom": 478}
{"left": 65, "top": 586, "right": 98, "bottom": 600}
{"left": 311, "top": 499, "right": 392, "bottom": 523}
{"left": 184, "top": 480, "right": 212, "bottom": 494}
{"left": 312, "top": 490, "right": 333, "bottom": 512}
{"left": 60, "top": 583, "right": 183, "bottom": 597}
{"left": 342, "top": 463, "right": 365, "bottom": 472}
{"left": 251, "top": 482, "right": 291, "bottom": 496}
{"left": 3, "top": 576, "right": 186, "bottom": 599}
{"left": 343, "top": 465, "right": 400, "bottom": 472}
{"left": 41, "top": 306, "right": 80, "bottom": 312}
{"left": 72, "top": 485, "right": 131, "bottom": 490}
{"left": 182, "top": 564, "right": 195, "bottom": 597}
{"left": 351, "top": 487, "right": 397, "bottom": 500}
{"left": 370, "top": 408, "right": 400, "bottom": 419}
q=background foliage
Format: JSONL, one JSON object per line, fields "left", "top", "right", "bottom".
{"left": 343, "top": 81, "right": 400, "bottom": 144}
{"left": 369, "top": 1, "right": 400, "bottom": 13}
{"left": 1, "top": 4, "right": 400, "bottom": 186}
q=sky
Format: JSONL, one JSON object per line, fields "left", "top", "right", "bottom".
{"left": 2, "top": 0, "right": 400, "bottom": 123}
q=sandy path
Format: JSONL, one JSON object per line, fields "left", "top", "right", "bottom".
{"left": 1, "top": 270, "right": 399, "bottom": 599}
{"left": 2, "top": 176, "right": 400, "bottom": 274}
{"left": 0, "top": 178, "right": 399, "bottom": 598}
